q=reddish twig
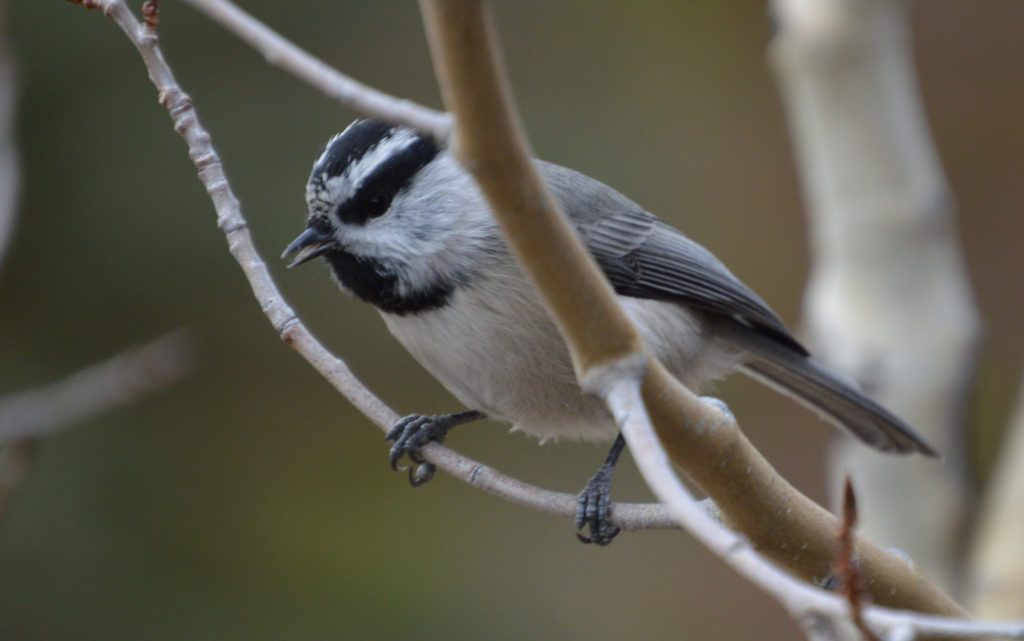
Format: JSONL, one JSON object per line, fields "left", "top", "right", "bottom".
{"left": 142, "top": 0, "right": 159, "bottom": 28}
{"left": 836, "top": 478, "right": 882, "bottom": 641}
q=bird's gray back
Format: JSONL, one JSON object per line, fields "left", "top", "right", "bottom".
{"left": 538, "top": 160, "right": 806, "bottom": 356}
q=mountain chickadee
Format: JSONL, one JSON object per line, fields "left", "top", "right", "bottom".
{"left": 283, "top": 119, "right": 937, "bottom": 545}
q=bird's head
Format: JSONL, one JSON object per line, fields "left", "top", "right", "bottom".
{"left": 283, "top": 119, "right": 498, "bottom": 315}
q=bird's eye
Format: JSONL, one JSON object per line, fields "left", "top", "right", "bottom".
{"left": 366, "top": 193, "right": 391, "bottom": 218}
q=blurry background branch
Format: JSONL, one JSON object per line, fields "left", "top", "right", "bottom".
{"left": 770, "top": 0, "right": 980, "bottom": 594}
{"left": 0, "top": 4, "right": 189, "bottom": 522}
{"left": 0, "top": 3, "right": 17, "bottom": 263}
{"left": 0, "top": 331, "right": 192, "bottom": 444}
{"left": 0, "top": 332, "right": 192, "bottom": 519}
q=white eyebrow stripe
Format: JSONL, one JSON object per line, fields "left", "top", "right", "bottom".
{"left": 342, "top": 128, "right": 421, "bottom": 194}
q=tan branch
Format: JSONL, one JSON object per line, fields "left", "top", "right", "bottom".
{"left": 419, "top": 0, "right": 642, "bottom": 377}
{"left": 418, "top": 0, "right": 971, "bottom": 630}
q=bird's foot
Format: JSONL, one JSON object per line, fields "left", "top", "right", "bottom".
{"left": 575, "top": 462, "right": 620, "bottom": 546}
{"left": 385, "top": 410, "right": 483, "bottom": 487}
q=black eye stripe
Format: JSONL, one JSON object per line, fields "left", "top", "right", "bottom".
{"left": 334, "top": 190, "right": 390, "bottom": 224}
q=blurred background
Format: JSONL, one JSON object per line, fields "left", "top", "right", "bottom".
{"left": 1, "top": 1, "right": 1021, "bottom": 639}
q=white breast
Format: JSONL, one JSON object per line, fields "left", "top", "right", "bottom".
{"left": 381, "top": 268, "right": 742, "bottom": 442}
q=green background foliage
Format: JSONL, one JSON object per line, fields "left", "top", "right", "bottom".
{"left": 1, "top": 1, "right": 1021, "bottom": 639}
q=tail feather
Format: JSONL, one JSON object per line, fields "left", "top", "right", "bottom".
{"left": 736, "top": 334, "right": 938, "bottom": 457}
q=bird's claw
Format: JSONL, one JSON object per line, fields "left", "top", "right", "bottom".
{"left": 385, "top": 413, "right": 454, "bottom": 486}
{"left": 575, "top": 463, "right": 620, "bottom": 546}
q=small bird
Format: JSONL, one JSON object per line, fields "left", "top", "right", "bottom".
{"left": 284, "top": 119, "right": 937, "bottom": 545}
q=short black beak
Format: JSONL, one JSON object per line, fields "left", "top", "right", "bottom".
{"left": 282, "top": 227, "right": 335, "bottom": 268}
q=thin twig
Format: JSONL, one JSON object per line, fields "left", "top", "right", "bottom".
{"left": 0, "top": 330, "right": 192, "bottom": 521}
{"left": 607, "top": 376, "right": 1024, "bottom": 640}
{"left": 178, "top": 0, "right": 452, "bottom": 142}
{"left": 0, "top": 330, "right": 192, "bottom": 443}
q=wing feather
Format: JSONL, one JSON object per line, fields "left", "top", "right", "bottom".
{"left": 540, "top": 161, "right": 807, "bottom": 356}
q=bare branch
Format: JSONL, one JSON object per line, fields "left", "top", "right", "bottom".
{"left": 419, "top": 0, "right": 643, "bottom": 376}
{"left": 0, "top": 330, "right": 191, "bottom": 521}
{"left": 178, "top": 0, "right": 451, "bottom": 142}
{"left": 63, "top": 0, "right": 677, "bottom": 535}
{"left": 0, "top": 330, "right": 192, "bottom": 443}
{"left": 609, "top": 365, "right": 1019, "bottom": 640}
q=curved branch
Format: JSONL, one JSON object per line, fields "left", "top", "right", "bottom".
{"left": 66, "top": 0, "right": 676, "bottom": 535}
{"left": 417, "top": 0, "right": 973, "bottom": 631}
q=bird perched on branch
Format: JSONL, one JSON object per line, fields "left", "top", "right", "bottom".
{"left": 284, "top": 119, "right": 936, "bottom": 546}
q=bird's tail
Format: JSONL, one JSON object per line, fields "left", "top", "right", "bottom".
{"left": 734, "top": 332, "right": 938, "bottom": 457}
